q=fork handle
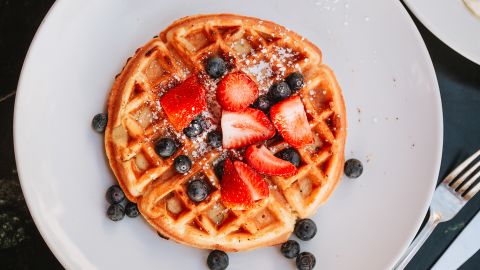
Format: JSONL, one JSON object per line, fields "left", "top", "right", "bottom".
{"left": 393, "top": 210, "right": 442, "bottom": 269}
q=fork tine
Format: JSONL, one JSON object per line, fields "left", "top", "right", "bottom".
{"left": 450, "top": 160, "right": 480, "bottom": 190}
{"left": 464, "top": 178, "right": 480, "bottom": 200}
{"left": 443, "top": 149, "right": 480, "bottom": 185}
{"left": 457, "top": 164, "right": 480, "bottom": 194}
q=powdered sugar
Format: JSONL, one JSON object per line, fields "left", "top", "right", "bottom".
{"left": 238, "top": 42, "right": 304, "bottom": 95}
{"left": 246, "top": 60, "right": 273, "bottom": 94}
{"left": 191, "top": 140, "right": 208, "bottom": 159}
{"left": 275, "top": 46, "right": 295, "bottom": 61}
{"left": 155, "top": 100, "right": 161, "bottom": 111}
{"left": 200, "top": 74, "right": 222, "bottom": 123}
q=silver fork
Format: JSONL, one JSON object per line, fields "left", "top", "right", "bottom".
{"left": 393, "top": 149, "right": 480, "bottom": 270}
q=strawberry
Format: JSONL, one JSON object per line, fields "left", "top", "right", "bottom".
{"left": 270, "top": 96, "right": 314, "bottom": 148}
{"left": 245, "top": 145, "right": 298, "bottom": 176}
{"left": 217, "top": 72, "right": 259, "bottom": 111}
{"left": 220, "top": 159, "right": 269, "bottom": 209}
{"left": 160, "top": 75, "right": 207, "bottom": 131}
{"left": 221, "top": 108, "right": 275, "bottom": 149}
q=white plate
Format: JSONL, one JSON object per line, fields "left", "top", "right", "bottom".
{"left": 404, "top": 0, "right": 480, "bottom": 65}
{"left": 14, "top": 0, "right": 442, "bottom": 269}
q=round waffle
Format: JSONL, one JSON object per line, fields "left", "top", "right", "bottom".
{"left": 105, "top": 14, "right": 346, "bottom": 251}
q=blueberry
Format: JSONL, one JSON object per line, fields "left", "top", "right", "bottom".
{"left": 269, "top": 81, "right": 291, "bottom": 102}
{"left": 296, "top": 252, "right": 316, "bottom": 270}
{"left": 174, "top": 155, "right": 192, "bottom": 174}
{"left": 294, "top": 219, "right": 317, "bottom": 241}
{"left": 187, "top": 179, "right": 210, "bottom": 203}
{"left": 281, "top": 240, "right": 300, "bottom": 259}
{"left": 155, "top": 138, "right": 177, "bottom": 158}
{"left": 207, "top": 250, "right": 229, "bottom": 270}
{"left": 206, "top": 57, "right": 227, "bottom": 78}
{"left": 275, "top": 148, "right": 301, "bottom": 167}
{"left": 184, "top": 118, "right": 204, "bottom": 138}
{"left": 285, "top": 72, "right": 304, "bottom": 92}
{"left": 105, "top": 185, "right": 125, "bottom": 204}
{"left": 107, "top": 204, "right": 125, "bottom": 221}
{"left": 125, "top": 202, "right": 139, "bottom": 218}
{"left": 344, "top": 158, "right": 363, "bottom": 178}
{"left": 252, "top": 95, "right": 272, "bottom": 112}
{"left": 214, "top": 159, "right": 225, "bottom": 180}
{"left": 92, "top": 113, "right": 108, "bottom": 133}
{"left": 207, "top": 131, "right": 222, "bottom": 148}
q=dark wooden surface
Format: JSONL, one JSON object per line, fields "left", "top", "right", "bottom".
{"left": 0, "top": 0, "right": 479, "bottom": 269}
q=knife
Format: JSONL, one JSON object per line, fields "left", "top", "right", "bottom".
{"left": 431, "top": 210, "right": 480, "bottom": 270}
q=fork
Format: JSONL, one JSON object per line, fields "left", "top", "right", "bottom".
{"left": 393, "top": 149, "right": 480, "bottom": 270}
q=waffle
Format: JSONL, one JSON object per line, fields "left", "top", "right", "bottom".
{"left": 105, "top": 14, "right": 346, "bottom": 251}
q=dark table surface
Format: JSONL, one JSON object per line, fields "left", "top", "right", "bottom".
{"left": 0, "top": 1, "right": 479, "bottom": 269}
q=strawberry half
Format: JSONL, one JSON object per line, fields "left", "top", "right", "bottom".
{"left": 245, "top": 145, "right": 298, "bottom": 176}
{"left": 217, "top": 72, "right": 259, "bottom": 111}
{"left": 221, "top": 108, "right": 275, "bottom": 149}
{"left": 270, "top": 96, "right": 314, "bottom": 148}
{"left": 220, "top": 159, "right": 269, "bottom": 209}
{"left": 160, "top": 75, "right": 207, "bottom": 131}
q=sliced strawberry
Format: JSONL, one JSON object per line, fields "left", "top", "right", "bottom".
{"left": 270, "top": 96, "right": 314, "bottom": 148}
{"left": 217, "top": 72, "right": 259, "bottom": 111}
{"left": 220, "top": 159, "right": 269, "bottom": 209}
{"left": 160, "top": 75, "right": 206, "bottom": 131}
{"left": 245, "top": 145, "right": 298, "bottom": 176}
{"left": 221, "top": 108, "right": 275, "bottom": 149}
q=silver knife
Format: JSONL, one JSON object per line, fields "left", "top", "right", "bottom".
{"left": 431, "top": 210, "right": 480, "bottom": 270}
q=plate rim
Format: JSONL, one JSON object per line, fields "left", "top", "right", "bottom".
{"left": 13, "top": 1, "right": 443, "bottom": 269}
{"left": 380, "top": 1, "right": 443, "bottom": 267}
{"left": 403, "top": 0, "right": 480, "bottom": 66}
{"left": 13, "top": 0, "right": 73, "bottom": 268}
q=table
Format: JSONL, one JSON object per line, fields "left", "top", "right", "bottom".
{"left": 0, "top": 0, "right": 479, "bottom": 269}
